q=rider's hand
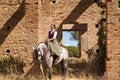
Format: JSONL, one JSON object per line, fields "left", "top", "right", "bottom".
{"left": 47, "top": 39, "right": 50, "bottom": 42}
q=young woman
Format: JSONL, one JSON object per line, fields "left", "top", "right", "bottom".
{"left": 46, "top": 24, "right": 61, "bottom": 57}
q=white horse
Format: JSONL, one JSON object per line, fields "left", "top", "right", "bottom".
{"left": 34, "top": 42, "right": 69, "bottom": 80}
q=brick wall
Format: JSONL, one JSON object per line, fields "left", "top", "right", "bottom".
{"left": 0, "top": 0, "right": 103, "bottom": 74}
{"left": 106, "top": 0, "right": 120, "bottom": 79}
{"left": 0, "top": 0, "right": 41, "bottom": 76}
{"left": 41, "top": 0, "right": 103, "bottom": 59}
{"left": 0, "top": 0, "right": 119, "bottom": 79}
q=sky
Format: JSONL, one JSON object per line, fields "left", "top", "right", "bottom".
{"left": 62, "top": 31, "right": 78, "bottom": 46}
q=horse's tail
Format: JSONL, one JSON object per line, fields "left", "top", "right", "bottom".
{"left": 54, "top": 47, "right": 68, "bottom": 65}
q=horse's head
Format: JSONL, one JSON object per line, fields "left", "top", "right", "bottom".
{"left": 34, "top": 47, "right": 43, "bottom": 62}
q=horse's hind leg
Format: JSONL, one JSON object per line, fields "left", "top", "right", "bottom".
{"left": 60, "top": 60, "right": 68, "bottom": 80}
{"left": 43, "top": 68, "right": 47, "bottom": 80}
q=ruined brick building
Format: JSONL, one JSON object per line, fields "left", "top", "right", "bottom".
{"left": 0, "top": 0, "right": 120, "bottom": 80}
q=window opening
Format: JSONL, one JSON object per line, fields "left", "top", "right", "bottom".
{"left": 62, "top": 31, "right": 79, "bottom": 57}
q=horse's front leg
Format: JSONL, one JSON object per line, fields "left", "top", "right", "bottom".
{"left": 42, "top": 62, "right": 47, "bottom": 80}
{"left": 47, "top": 56, "right": 53, "bottom": 80}
{"left": 61, "top": 60, "right": 68, "bottom": 80}
{"left": 48, "top": 66, "right": 53, "bottom": 80}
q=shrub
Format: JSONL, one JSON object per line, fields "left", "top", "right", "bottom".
{"left": 65, "top": 46, "right": 79, "bottom": 57}
{"left": 0, "top": 55, "right": 24, "bottom": 74}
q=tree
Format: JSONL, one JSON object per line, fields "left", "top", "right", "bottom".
{"left": 64, "top": 46, "right": 79, "bottom": 57}
{"left": 70, "top": 31, "right": 79, "bottom": 41}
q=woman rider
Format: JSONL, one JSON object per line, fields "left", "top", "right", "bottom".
{"left": 46, "top": 24, "right": 61, "bottom": 59}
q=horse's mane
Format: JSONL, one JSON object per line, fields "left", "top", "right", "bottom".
{"left": 37, "top": 42, "right": 46, "bottom": 46}
{"left": 37, "top": 42, "right": 48, "bottom": 49}
{"left": 39, "top": 42, "right": 45, "bottom": 44}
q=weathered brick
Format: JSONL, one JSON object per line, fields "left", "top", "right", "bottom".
{"left": 0, "top": 0, "right": 120, "bottom": 79}
{"left": 106, "top": 0, "right": 120, "bottom": 79}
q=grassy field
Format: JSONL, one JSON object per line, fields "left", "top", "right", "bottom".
{"left": 0, "top": 58, "right": 105, "bottom": 80}
{"left": 0, "top": 74, "right": 105, "bottom": 80}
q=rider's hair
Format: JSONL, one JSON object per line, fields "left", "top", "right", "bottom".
{"left": 51, "top": 24, "right": 56, "bottom": 29}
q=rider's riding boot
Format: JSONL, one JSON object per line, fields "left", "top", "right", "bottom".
{"left": 54, "top": 56, "right": 61, "bottom": 65}
{"left": 54, "top": 49, "right": 62, "bottom": 65}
